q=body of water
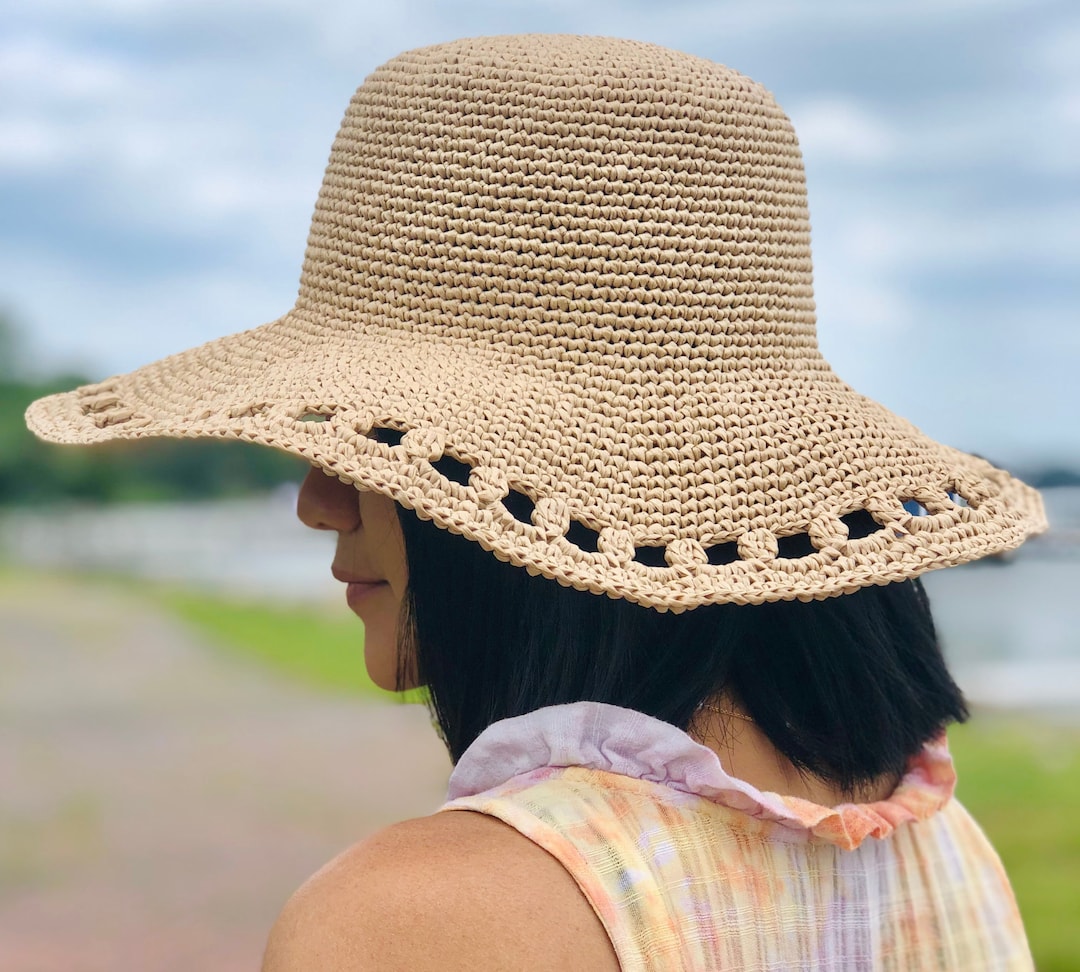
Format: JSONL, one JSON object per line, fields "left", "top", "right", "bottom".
{"left": 3, "top": 486, "right": 1078, "bottom": 712}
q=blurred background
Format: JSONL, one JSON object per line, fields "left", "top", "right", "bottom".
{"left": 2, "top": 0, "right": 1078, "bottom": 969}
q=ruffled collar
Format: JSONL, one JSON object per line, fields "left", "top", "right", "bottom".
{"left": 446, "top": 701, "right": 956, "bottom": 850}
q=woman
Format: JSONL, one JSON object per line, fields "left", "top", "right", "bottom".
{"left": 28, "top": 34, "right": 1044, "bottom": 970}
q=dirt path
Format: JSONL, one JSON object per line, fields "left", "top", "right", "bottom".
{"left": 0, "top": 573, "right": 451, "bottom": 971}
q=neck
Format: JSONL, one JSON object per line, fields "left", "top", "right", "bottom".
{"left": 689, "top": 702, "right": 900, "bottom": 806}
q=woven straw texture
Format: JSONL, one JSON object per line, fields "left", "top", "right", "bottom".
{"left": 25, "top": 34, "right": 1046, "bottom": 611}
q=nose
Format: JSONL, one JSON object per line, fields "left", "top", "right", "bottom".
{"left": 296, "top": 466, "right": 362, "bottom": 533}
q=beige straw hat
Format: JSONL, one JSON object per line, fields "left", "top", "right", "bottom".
{"left": 26, "top": 34, "right": 1046, "bottom": 611}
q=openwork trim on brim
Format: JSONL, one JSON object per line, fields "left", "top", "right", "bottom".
{"left": 24, "top": 34, "right": 1047, "bottom": 610}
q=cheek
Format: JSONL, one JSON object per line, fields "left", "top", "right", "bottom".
{"left": 356, "top": 583, "right": 406, "bottom": 691}
{"left": 361, "top": 494, "right": 408, "bottom": 594}
{"left": 386, "top": 544, "right": 408, "bottom": 601}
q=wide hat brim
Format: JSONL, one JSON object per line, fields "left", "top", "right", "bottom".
{"left": 24, "top": 35, "right": 1047, "bottom": 610}
{"left": 26, "top": 307, "right": 1046, "bottom": 611}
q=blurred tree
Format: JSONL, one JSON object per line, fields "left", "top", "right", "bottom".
{"left": 0, "top": 309, "right": 21, "bottom": 379}
{"left": 0, "top": 312, "right": 306, "bottom": 505}
{"left": 1032, "top": 467, "right": 1080, "bottom": 489}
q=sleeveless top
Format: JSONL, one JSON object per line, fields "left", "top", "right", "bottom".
{"left": 439, "top": 702, "right": 1032, "bottom": 971}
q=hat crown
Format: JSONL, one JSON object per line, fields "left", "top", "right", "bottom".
{"left": 297, "top": 35, "right": 819, "bottom": 371}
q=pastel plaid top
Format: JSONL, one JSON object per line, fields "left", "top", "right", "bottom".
{"left": 440, "top": 702, "right": 1032, "bottom": 971}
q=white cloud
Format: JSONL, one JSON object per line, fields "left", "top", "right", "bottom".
{"left": 818, "top": 203, "right": 1080, "bottom": 275}
{"left": 0, "top": 31, "right": 322, "bottom": 249}
{"left": 814, "top": 273, "right": 917, "bottom": 342}
{"left": 788, "top": 97, "right": 899, "bottom": 164}
{"left": 0, "top": 35, "right": 128, "bottom": 101}
{"left": 1, "top": 242, "right": 297, "bottom": 378}
{"left": 1035, "top": 15, "right": 1080, "bottom": 79}
{"left": 0, "top": 117, "right": 65, "bottom": 168}
{"left": 0, "top": 35, "right": 135, "bottom": 171}
{"left": 1061, "top": 89, "right": 1080, "bottom": 124}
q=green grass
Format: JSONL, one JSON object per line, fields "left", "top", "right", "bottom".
{"left": 950, "top": 717, "right": 1080, "bottom": 971}
{"left": 154, "top": 586, "right": 427, "bottom": 704}
{"left": 158, "top": 588, "right": 382, "bottom": 696}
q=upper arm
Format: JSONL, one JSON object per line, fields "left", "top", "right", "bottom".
{"left": 261, "top": 811, "right": 619, "bottom": 972}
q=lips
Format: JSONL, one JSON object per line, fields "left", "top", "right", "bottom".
{"left": 345, "top": 581, "right": 388, "bottom": 612}
{"left": 332, "top": 566, "right": 384, "bottom": 585}
{"left": 333, "top": 566, "right": 389, "bottom": 613}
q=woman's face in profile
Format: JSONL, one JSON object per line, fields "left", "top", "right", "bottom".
{"left": 296, "top": 467, "right": 408, "bottom": 691}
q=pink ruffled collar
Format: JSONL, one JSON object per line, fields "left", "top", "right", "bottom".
{"left": 446, "top": 702, "right": 956, "bottom": 850}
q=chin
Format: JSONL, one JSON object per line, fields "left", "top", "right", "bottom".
{"left": 364, "top": 637, "right": 401, "bottom": 692}
{"left": 368, "top": 671, "right": 400, "bottom": 693}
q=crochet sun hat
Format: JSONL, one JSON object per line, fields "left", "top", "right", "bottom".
{"left": 25, "top": 34, "right": 1046, "bottom": 611}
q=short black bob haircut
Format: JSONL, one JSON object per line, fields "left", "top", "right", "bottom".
{"left": 394, "top": 507, "right": 969, "bottom": 796}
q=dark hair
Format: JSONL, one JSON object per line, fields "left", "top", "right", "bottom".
{"left": 394, "top": 507, "right": 969, "bottom": 795}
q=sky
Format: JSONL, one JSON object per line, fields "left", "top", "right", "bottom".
{"left": 2, "top": 0, "right": 1078, "bottom": 467}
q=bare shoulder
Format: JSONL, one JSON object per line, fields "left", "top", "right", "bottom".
{"left": 261, "top": 810, "right": 619, "bottom": 972}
